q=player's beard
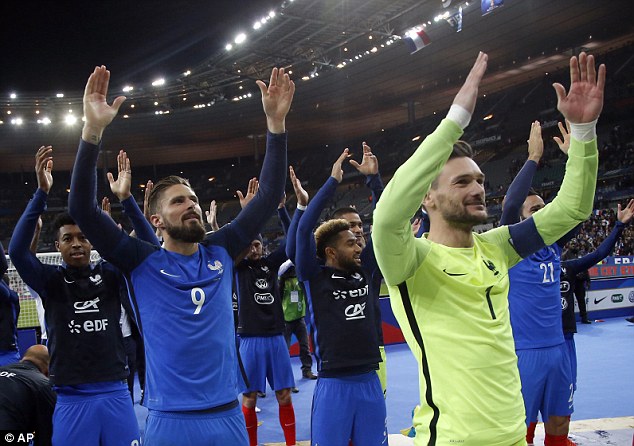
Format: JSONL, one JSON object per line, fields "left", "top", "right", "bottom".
{"left": 335, "top": 251, "right": 362, "bottom": 274}
{"left": 437, "top": 193, "right": 488, "bottom": 228}
{"left": 164, "top": 218, "right": 206, "bottom": 243}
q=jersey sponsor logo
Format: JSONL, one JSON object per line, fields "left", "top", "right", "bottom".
{"left": 74, "top": 297, "right": 100, "bottom": 314}
{"left": 560, "top": 281, "right": 570, "bottom": 293}
{"left": 561, "top": 297, "right": 568, "bottom": 310}
{"left": 254, "top": 293, "right": 274, "bottom": 304}
{"left": 255, "top": 279, "right": 268, "bottom": 289}
{"left": 159, "top": 269, "right": 180, "bottom": 278}
{"left": 611, "top": 293, "right": 624, "bottom": 303}
{"left": 345, "top": 302, "right": 366, "bottom": 320}
{"left": 207, "top": 260, "right": 224, "bottom": 274}
{"left": 594, "top": 296, "right": 608, "bottom": 305}
{"left": 0, "top": 371, "right": 17, "bottom": 378}
{"left": 442, "top": 269, "right": 467, "bottom": 276}
{"left": 332, "top": 285, "right": 368, "bottom": 300}
{"left": 68, "top": 318, "right": 109, "bottom": 334}
{"left": 89, "top": 274, "right": 102, "bottom": 286}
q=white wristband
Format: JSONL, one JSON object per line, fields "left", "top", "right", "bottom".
{"left": 297, "top": 203, "right": 307, "bottom": 211}
{"left": 569, "top": 120, "right": 598, "bottom": 142}
{"left": 447, "top": 104, "right": 472, "bottom": 130}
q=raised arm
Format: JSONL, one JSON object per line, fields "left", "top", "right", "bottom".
{"left": 207, "top": 68, "right": 294, "bottom": 259}
{"left": 108, "top": 149, "right": 160, "bottom": 246}
{"left": 284, "top": 166, "right": 308, "bottom": 263}
{"left": 296, "top": 151, "right": 348, "bottom": 281}
{"left": 500, "top": 121, "right": 542, "bottom": 225}
{"left": 0, "top": 242, "right": 7, "bottom": 276}
{"left": 509, "top": 52, "right": 605, "bottom": 258}
{"left": 565, "top": 199, "right": 633, "bottom": 274}
{"left": 350, "top": 142, "right": 384, "bottom": 205}
{"left": 373, "top": 52, "right": 488, "bottom": 286}
{"left": 69, "top": 66, "right": 155, "bottom": 272}
{"left": 8, "top": 147, "right": 57, "bottom": 292}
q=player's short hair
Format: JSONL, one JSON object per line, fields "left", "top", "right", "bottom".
{"left": 52, "top": 213, "right": 77, "bottom": 240}
{"left": 331, "top": 206, "right": 359, "bottom": 220}
{"left": 314, "top": 219, "right": 350, "bottom": 260}
{"left": 527, "top": 187, "right": 539, "bottom": 197}
{"left": 148, "top": 175, "right": 192, "bottom": 215}
{"left": 430, "top": 140, "right": 474, "bottom": 189}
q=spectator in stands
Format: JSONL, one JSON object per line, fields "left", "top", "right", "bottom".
{"left": 0, "top": 242, "right": 20, "bottom": 366}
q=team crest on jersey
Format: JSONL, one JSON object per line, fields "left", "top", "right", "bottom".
{"left": 207, "top": 260, "right": 224, "bottom": 274}
{"left": 561, "top": 297, "right": 568, "bottom": 310}
{"left": 255, "top": 279, "right": 268, "bottom": 289}
{"left": 89, "top": 274, "right": 103, "bottom": 286}
{"left": 260, "top": 265, "right": 270, "bottom": 273}
{"left": 351, "top": 272, "right": 363, "bottom": 281}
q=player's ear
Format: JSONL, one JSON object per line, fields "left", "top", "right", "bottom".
{"left": 150, "top": 214, "right": 163, "bottom": 229}
{"left": 324, "top": 245, "right": 337, "bottom": 261}
{"left": 54, "top": 240, "right": 61, "bottom": 252}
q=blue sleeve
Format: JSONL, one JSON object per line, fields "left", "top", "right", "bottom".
{"left": 205, "top": 131, "right": 287, "bottom": 259}
{"left": 500, "top": 160, "right": 537, "bottom": 226}
{"left": 266, "top": 207, "right": 291, "bottom": 270}
{"left": 285, "top": 208, "right": 304, "bottom": 264}
{"left": 121, "top": 196, "right": 160, "bottom": 246}
{"left": 7, "top": 189, "right": 57, "bottom": 293}
{"left": 508, "top": 217, "right": 547, "bottom": 259}
{"left": 564, "top": 222, "right": 626, "bottom": 274}
{"left": 361, "top": 236, "right": 379, "bottom": 276}
{"left": 278, "top": 206, "right": 291, "bottom": 235}
{"left": 296, "top": 177, "right": 339, "bottom": 281}
{"left": 0, "top": 242, "right": 7, "bottom": 276}
{"left": 68, "top": 139, "right": 158, "bottom": 273}
{"left": 366, "top": 173, "right": 384, "bottom": 209}
{"left": 0, "top": 281, "right": 17, "bottom": 306}
{"left": 415, "top": 211, "right": 430, "bottom": 238}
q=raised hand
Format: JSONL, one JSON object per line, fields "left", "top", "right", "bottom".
{"left": 256, "top": 67, "right": 296, "bottom": 134}
{"left": 411, "top": 217, "right": 422, "bottom": 236}
{"left": 617, "top": 199, "right": 634, "bottom": 225}
{"left": 553, "top": 52, "right": 606, "bottom": 124}
{"left": 143, "top": 180, "right": 154, "bottom": 220}
{"left": 35, "top": 145, "right": 53, "bottom": 194}
{"left": 452, "top": 51, "right": 488, "bottom": 116}
{"left": 237, "top": 178, "right": 259, "bottom": 209}
{"left": 553, "top": 120, "right": 571, "bottom": 155}
{"left": 101, "top": 197, "right": 112, "bottom": 216}
{"left": 331, "top": 149, "right": 350, "bottom": 183}
{"left": 289, "top": 166, "right": 309, "bottom": 207}
{"left": 527, "top": 121, "right": 543, "bottom": 162}
{"left": 107, "top": 150, "right": 132, "bottom": 201}
{"left": 279, "top": 192, "right": 287, "bottom": 209}
{"left": 349, "top": 142, "right": 379, "bottom": 176}
{"left": 82, "top": 65, "right": 126, "bottom": 143}
{"left": 205, "top": 200, "right": 220, "bottom": 232}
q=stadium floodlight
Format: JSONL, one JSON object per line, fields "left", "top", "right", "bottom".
{"left": 65, "top": 115, "right": 77, "bottom": 125}
{"left": 225, "top": 43, "right": 233, "bottom": 51}
{"left": 234, "top": 33, "right": 247, "bottom": 44}
{"left": 122, "top": 85, "right": 134, "bottom": 92}
{"left": 253, "top": 21, "right": 261, "bottom": 30}
{"left": 56, "top": 93, "right": 64, "bottom": 98}
{"left": 152, "top": 78, "right": 165, "bottom": 87}
{"left": 10, "top": 93, "right": 16, "bottom": 99}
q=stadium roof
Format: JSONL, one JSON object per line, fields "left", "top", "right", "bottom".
{"left": 0, "top": 0, "right": 632, "bottom": 171}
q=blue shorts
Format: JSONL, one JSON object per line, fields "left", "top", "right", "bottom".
{"left": 0, "top": 349, "right": 20, "bottom": 366}
{"left": 52, "top": 383, "right": 140, "bottom": 446}
{"left": 145, "top": 402, "right": 248, "bottom": 446}
{"left": 517, "top": 343, "right": 574, "bottom": 423}
{"left": 564, "top": 332, "right": 577, "bottom": 392}
{"left": 311, "top": 371, "right": 387, "bottom": 446}
{"left": 239, "top": 335, "right": 295, "bottom": 393}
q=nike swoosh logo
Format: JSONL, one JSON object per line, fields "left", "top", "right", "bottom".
{"left": 443, "top": 269, "right": 467, "bottom": 276}
{"left": 160, "top": 269, "right": 180, "bottom": 278}
{"left": 63, "top": 277, "right": 75, "bottom": 284}
{"left": 331, "top": 274, "right": 346, "bottom": 279}
{"left": 594, "top": 296, "right": 607, "bottom": 305}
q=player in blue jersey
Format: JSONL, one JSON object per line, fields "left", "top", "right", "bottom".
{"left": 9, "top": 146, "right": 141, "bottom": 446}
{"left": 0, "top": 242, "right": 20, "bottom": 367}
{"left": 293, "top": 151, "right": 387, "bottom": 446}
{"left": 68, "top": 65, "right": 294, "bottom": 445}
{"left": 503, "top": 121, "right": 580, "bottom": 446}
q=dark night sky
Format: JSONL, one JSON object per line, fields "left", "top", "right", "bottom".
{"left": 0, "top": 0, "right": 280, "bottom": 93}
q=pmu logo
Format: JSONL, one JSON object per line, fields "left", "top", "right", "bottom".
{"left": 611, "top": 293, "right": 624, "bottom": 303}
{"left": 74, "top": 297, "right": 100, "bottom": 314}
{"left": 332, "top": 285, "right": 368, "bottom": 300}
{"left": 254, "top": 293, "right": 274, "bottom": 304}
{"left": 345, "top": 302, "right": 366, "bottom": 320}
{"left": 560, "top": 281, "right": 570, "bottom": 293}
{"left": 255, "top": 279, "right": 268, "bottom": 290}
